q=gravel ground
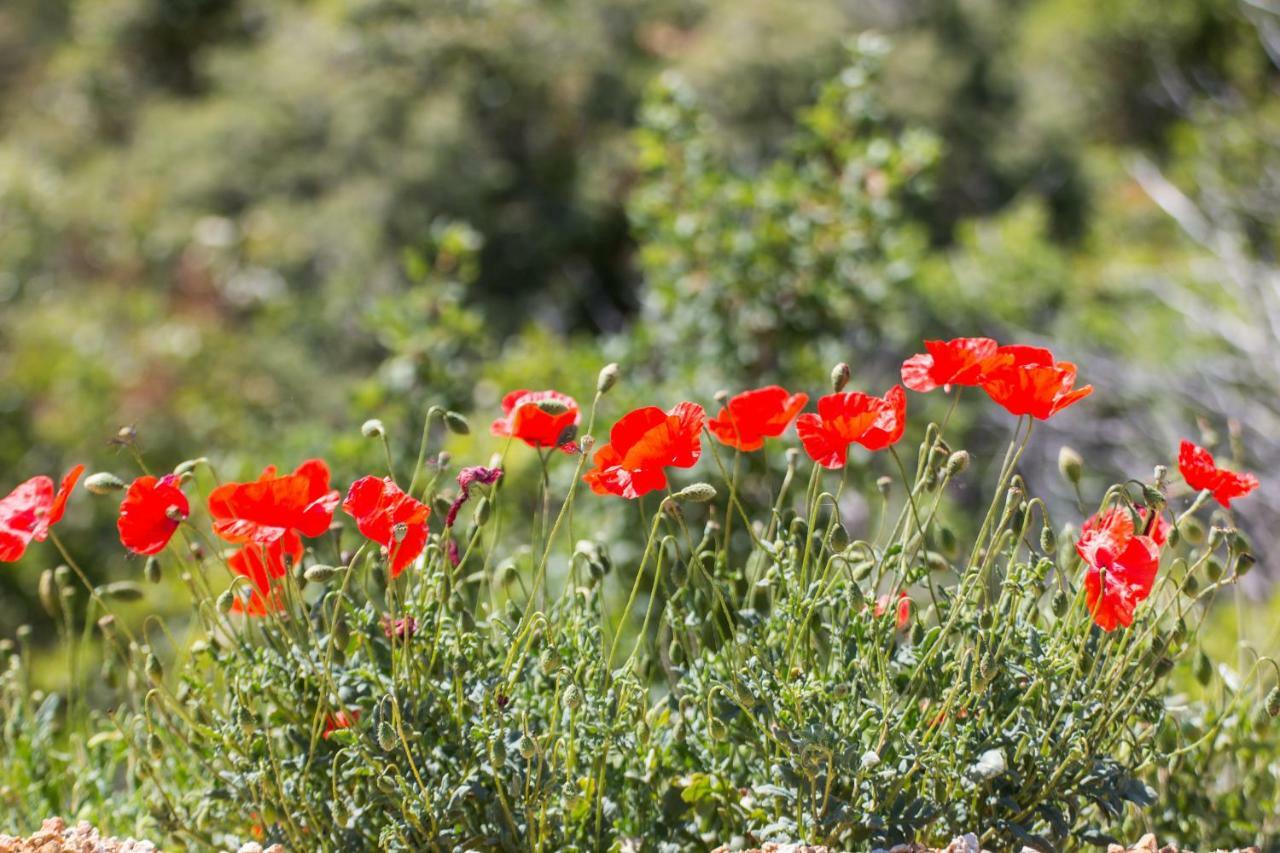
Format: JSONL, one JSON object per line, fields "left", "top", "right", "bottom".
{"left": 715, "top": 833, "right": 1263, "bottom": 853}
{"left": 0, "top": 819, "right": 284, "bottom": 853}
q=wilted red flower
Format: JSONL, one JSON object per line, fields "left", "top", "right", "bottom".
{"left": 445, "top": 465, "right": 503, "bottom": 527}
{"left": 209, "top": 459, "right": 340, "bottom": 546}
{"left": 117, "top": 474, "right": 189, "bottom": 555}
{"left": 873, "top": 591, "right": 912, "bottom": 630}
{"left": 343, "top": 476, "right": 431, "bottom": 577}
{"left": 382, "top": 614, "right": 418, "bottom": 640}
{"left": 1076, "top": 507, "right": 1163, "bottom": 631}
{"left": 795, "top": 386, "right": 907, "bottom": 469}
{"left": 226, "top": 537, "right": 302, "bottom": 616}
{"left": 322, "top": 709, "right": 361, "bottom": 740}
{"left": 583, "top": 402, "right": 705, "bottom": 499}
{"left": 978, "top": 345, "right": 1092, "bottom": 420}
{"left": 490, "top": 389, "right": 580, "bottom": 452}
{"left": 0, "top": 465, "right": 83, "bottom": 562}
{"left": 901, "top": 337, "right": 998, "bottom": 393}
{"left": 1178, "top": 440, "right": 1259, "bottom": 509}
{"left": 707, "top": 386, "right": 809, "bottom": 452}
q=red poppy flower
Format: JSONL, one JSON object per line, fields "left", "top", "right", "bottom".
{"left": 343, "top": 476, "right": 431, "bottom": 577}
{"left": 873, "top": 591, "right": 912, "bottom": 630}
{"left": 226, "top": 536, "right": 302, "bottom": 616}
{"left": 0, "top": 465, "right": 84, "bottom": 562}
{"left": 978, "top": 345, "right": 1093, "bottom": 420}
{"left": 322, "top": 709, "right": 361, "bottom": 740}
{"left": 795, "top": 386, "right": 907, "bottom": 469}
{"left": 583, "top": 402, "right": 705, "bottom": 499}
{"left": 901, "top": 337, "right": 998, "bottom": 393}
{"left": 117, "top": 474, "right": 189, "bottom": 555}
{"left": 707, "top": 386, "right": 809, "bottom": 452}
{"left": 1076, "top": 507, "right": 1163, "bottom": 631}
{"left": 490, "top": 389, "right": 580, "bottom": 452}
{"left": 1178, "top": 440, "right": 1259, "bottom": 509}
{"left": 208, "top": 459, "right": 340, "bottom": 546}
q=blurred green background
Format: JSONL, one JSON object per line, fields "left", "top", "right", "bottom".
{"left": 1, "top": 0, "right": 1278, "bottom": 641}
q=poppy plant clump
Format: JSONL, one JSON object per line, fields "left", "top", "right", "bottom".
{"left": 12, "top": 338, "right": 1270, "bottom": 852}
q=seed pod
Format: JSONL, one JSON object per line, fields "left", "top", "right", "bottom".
{"left": 84, "top": 472, "right": 127, "bottom": 495}
{"left": 596, "top": 363, "right": 620, "bottom": 394}
{"left": 1058, "top": 447, "right": 1083, "bottom": 486}
{"left": 443, "top": 411, "right": 470, "bottom": 435}
{"left": 39, "top": 570, "right": 59, "bottom": 618}
{"left": 830, "top": 362, "right": 851, "bottom": 393}
{"left": 99, "top": 581, "right": 145, "bottom": 602}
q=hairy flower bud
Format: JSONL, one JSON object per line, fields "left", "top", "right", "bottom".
{"left": 596, "top": 363, "right": 620, "bottom": 395}
{"left": 217, "top": 588, "right": 236, "bottom": 614}
{"left": 377, "top": 720, "right": 397, "bottom": 752}
{"left": 1051, "top": 590, "right": 1069, "bottom": 617}
{"left": 1266, "top": 687, "right": 1280, "bottom": 719}
{"left": 148, "top": 732, "right": 164, "bottom": 759}
{"left": 84, "top": 472, "right": 127, "bottom": 495}
{"left": 673, "top": 483, "right": 717, "bottom": 503}
{"left": 145, "top": 653, "right": 163, "bottom": 685}
{"left": 1058, "top": 446, "right": 1084, "bottom": 486}
{"left": 830, "top": 362, "right": 851, "bottom": 393}
{"left": 944, "top": 451, "right": 970, "bottom": 477}
{"left": 304, "top": 564, "right": 343, "bottom": 584}
{"left": 1039, "top": 525, "right": 1057, "bottom": 555}
{"left": 474, "top": 496, "right": 492, "bottom": 527}
{"left": 144, "top": 556, "right": 162, "bottom": 584}
{"left": 443, "top": 411, "right": 470, "bottom": 435}
{"left": 876, "top": 476, "right": 892, "bottom": 498}
{"left": 1234, "top": 553, "right": 1257, "bottom": 579}
{"left": 563, "top": 685, "right": 583, "bottom": 711}
{"left": 361, "top": 418, "right": 386, "bottom": 438}
{"left": 99, "top": 581, "right": 144, "bottom": 602}
{"left": 39, "top": 570, "right": 59, "bottom": 618}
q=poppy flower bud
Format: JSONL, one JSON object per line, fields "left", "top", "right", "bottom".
{"left": 944, "top": 451, "right": 970, "bottom": 477}
{"left": 39, "top": 570, "right": 59, "bottom": 618}
{"left": 926, "top": 551, "right": 950, "bottom": 573}
{"left": 673, "top": 483, "right": 717, "bottom": 503}
{"left": 1179, "top": 516, "right": 1205, "bottom": 545}
{"left": 1058, "top": 446, "right": 1084, "bottom": 486}
{"left": 145, "top": 653, "right": 163, "bottom": 685}
{"left": 596, "top": 363, "right": 620, "bottom": 395}
{"left": 1266, "top": 686, "right": 1280, "bottom": 718}
{"left": 376, "top": 721, "right": 397, "bottom": 752}
{"left": 173, "top": 458, "right": 207, "bottom": 476}
{"left": 1142, "top": 485, "right": 1166, "bottom": 512}
{"left": 1182, "top": 571, "right": 1199, "bottom": 596}
{"left": 189, "top": 542, "right": 204, "bottom": 561}
{"left": 148, "top": 732, "right": 164, "bottom": 759}
{"left": 518, "top": 735, "right": 538, "bottom": 759}
{"left": 713, "top": 389, "right": 729, "bottom": 405}
{"left": 1051, "top": 590, "right": 1069, "bottom": 617}
{"left": 563, "top": 685, "right": 584, "bottom": 711}
{"left": 876, "top": 476, "right": 892, "bottom": 498}
{"left": 474, "top": 496, "right": 492, "bottom": 527}
{"left": 1234, "top": 553, "right": 1256, "bottom": 579}
{"left": 1039, "top": 525, "right": 1056, "bottom": 554}
{"left": 361, "top": 419, "right": 386, "bottom": 438}
{"left": 99, "top": 581, "right": 144, "bottom": 602}
{"left": 443, "top": 411, "right": 470, "bottom": 435}
{"left": 97, "top": 615, "right": 117, "bottom": 642}
{"left": 1206, "top": 557, "right": 1223, "bottom": 582}
{"left": 164, "top": 504, "right": 188, "bottom": 523}
{"left": 939, "top": 526, "right": 957, "bottom": 558}
{"left": 84, "top": 472, "right": 127, "bottom": 495}
{"left": 217, "top": 588, "right": 236, "bottom": 614}
{"left": 830, "top": 362, "right": 851, "bottom": 393}
{"left": 144, "top": 556, "right": 162, "bottom": 584}
{"left": 1193, "top": 649, "right": 1212, "bottom": 686}
{"left": 304, "top": 564, "right": 343, "bottom": 584}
